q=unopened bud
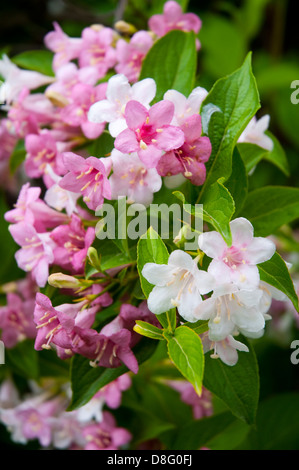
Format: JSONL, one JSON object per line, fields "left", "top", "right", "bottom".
{"left": 45, "top": 90, "right": 69, "bottom": 107}
{"left": 48, "top": 273, "right": 81, "bottom": 289}
{"left": 173, "top": 224, "right": 191, "bottom": 247}
{"left": 87, "top": 247, "right": 102, "bottom": 271}
{"left": 90, "top": 24, "right": 104, "bottom": 31}
{"left": 114, "top": 20, "right": 137, "bottom": 35}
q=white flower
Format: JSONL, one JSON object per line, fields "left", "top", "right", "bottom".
{"left": 238, "top": 114, "right": 273, "bottom": 151}
{"left": 44, "top": 165, "right": 80, "bottom": 216}
{"left": 142, "top": 250, "right": 214, "bottom": 322}
{"left": 163, "top": 86, "right": 208, "bottom": 126}
{"left": 201, "top": 332, "right": 249, "bottom": 366}
{"left": 198, "top": 217, "right": 276, "bottom": 290}
{"left": 88, "top": 73, "right": 156, "bottom": 137}
{"left": 0, "top": 54, "right": 54, "bottom": 106}
{"left": 76, "top": 395, "right": 105, "bottom": 423}
{"left": 109, "top": 149, "right": 162, "bottom": 206}
{"left": 195, "top": 283, "right": 267, "bottom": 341}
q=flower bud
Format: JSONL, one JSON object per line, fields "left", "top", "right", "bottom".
{"left": 114, "top": 20, "right": 137, "bottom": 35}
{"left": 173, "top": 224, "right": 192, "bottom": 247}
{"left": 48, "top": 273, "right": 81, "bottom": 289}
{"left": 87, "top": 247, "right": 102, "bottom": 271}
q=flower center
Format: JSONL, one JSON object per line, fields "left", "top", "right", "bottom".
{"left": 222, "top": 246, "right": 246, "bottom": 269}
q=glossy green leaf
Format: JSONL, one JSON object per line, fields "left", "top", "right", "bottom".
{"left": 68, "top": 338, "right": 157, "bottom": 411}
{"left": 12, "top": 50, "right": 54, "bottom": 76}
{"left": 241, "top": 186, "right": 299, "bottom": 237}
{"left": 173, "top": 179, "right": 235, "bottom": 245}
{"left": 134, "top": 320, "right": 165, "bottom": 340}
{"left": 167, "top": 325, "right": 204, "bottom": 395}
{"left": 199, "top": 53, "right": 260, "bottom": 200}
{"left": 139, "top": 30, "right": 197, "bottom": 102}
{"left": 258, "top": 252, "right": 299, "bottom": 311}
{"left": 225, "top": 148, "right": 248, "bottom": 215}
{"left": 137, "top": 227, "right": 169, "bottom": 298}
{"left": 203, "top": 337, "right": 259, "bottom": 425}
{"left": 6, "top": 340, "right": 39, "bottom": 380}
{"left": 170, "top": 411, "right": 236, "bottom": 450}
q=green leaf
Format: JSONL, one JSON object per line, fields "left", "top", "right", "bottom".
{"left": 243, "top": 392, "right": 299, "bottom": 450}
{"left": 139, "top": 30, "right": 196, "bottom": 102}
{"left": 225, "top": 148, "right": 248, "bottom": 215}
{"left": 0, "top": 192, "right": 24, "bottom": 284}
{"left": 12, "top": 50, "right": 54, "bottom": 76}
{"left": 9, "top": 141, "right": 26, "bottom": 175}
{"left": 170, "top": 411, "right": 236, "bottom": 450}
{"left": 87, "top": 132, "right": 114, "bottom": 158}
{"left": 5, "top": 340, "right": 39, "bottom": 380}
{"left": 237, "top": 142, "right": 268, "bottom": 173}
{"left": 167, "top": 325, "right": 204, "bottom": 395}
{"left": 133, "top": 320, "right": 165, "bottom": 340}
{"left": 206, "top": 418, "right": 251, "bottom": 450}
{"left": 203, "top": 337, "right": 259, "bottom": 425}
{"left": 184, "top": 319, "right": 209, "bottom": 335}
{"left": 201, "top": 178, "right": 235, "bottom": 245}
{"left": 173, "top": 179, "right": 235, "bottom": 245}
{"left": 199, "top": 53, "right": 260, "bottom": 200}
{"left": 68, "top": 338, "right": 157, "bottom": 411}
{"left": 258, "top": 252, "right": 299, "bottom": 311}
{"left": 238, "top": 132, "right": 289, "bottom": 177}
{"left": 263, "top": 131, "right": 290, "bottom": 177}
{"left": 137, "top": 227, "right": 169, "bottom": 298}
{"left": 241, "top": 186, "right": 299, "bottom": 237}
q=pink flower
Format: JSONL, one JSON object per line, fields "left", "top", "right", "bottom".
{"left": 8, "top": 88, "right": 56, "bottom": 139}
{"left": 46, "top": 62, "right": 98, "bottom": 100}
{"left": 88, "top": 73, "right": 156, "bottom": 138}
{"left": 149, "top": 1, "right": 202, "bottom": 48}
{"left": 0, "top": 293, "right": 36, "bottom": 348}
{"left": 78, "top": 26, "right": 117, "bottom": 78}
{"left": 83, "top": 327, "right": 139, "bottom": 373}
{"left": 114, "top": 100, "right": 185, "bottom": 168}
{"left": 98, "top": 374, "right": 132, "bottom": 409}
{"left": 9, "top": 223, "right": 55, "bottom": 287}
{"left": 201, "top": 332, "right": 250, "bottom": 366}
{"left": 59, "top": 152, "right": 111, "bottom": 211}
{"left": 109, "top": 150, "right": 162, "bottom": 206}
{"left": 164, "top": 87, "right": 208, "bottom": 127}
{"left": 50, "top": 214, "right": 95, "bottom": 273}
{"left": 82, "top": 411, "right": 131, "bottom": 450}
{"left": 106, "top": 301, "right": 161, "bottom": 348}
{"left": 0, "top": 119, "right": 18, "bottom": 162}
{"left": 24, "top": 130, "right": 66, "bottom": 180}
{"left": 157, "top": 114, "right": 212, "bottom": 185}
{"left": 5, "top": 183, "right": 68, "bottom": 231}
{"left": 59, "top": 83, "right": 107, "bottom": 140}
{"left": 44, "top": 165, "right": 80, "bottom": 216}
{"left": 44, "top": 22, "right": 82, "bottom": 71}
{"left": 77, "top": 374, "right": 132, "bottom": 424}
{"left": 115, "top": 31, "right": 153, "bottom": 83}
{"left": 167, "top": 381, "right": 213, "bottom": 420}
{"left": 1, "top": 395, "right": 62, "bottom": 447}
{"left": 198, "top": 217, "right": 276, "bottom": 290}
{"left": 238, "top": 114, "right": 273, "bottom": 151}
{"left": 33, "top": 293, "right": 97, "bottom": 352}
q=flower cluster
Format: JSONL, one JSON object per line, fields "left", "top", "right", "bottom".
{"left": 0, "top": 376, "right": 131, "bottom": 449}
{"left": 142, "top": 217, "right": 286, "bottom": 365}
